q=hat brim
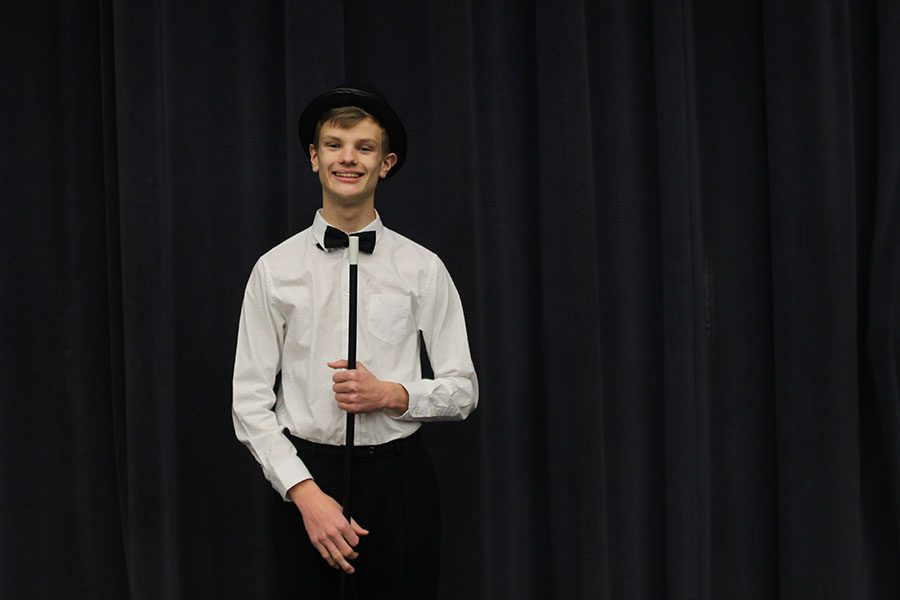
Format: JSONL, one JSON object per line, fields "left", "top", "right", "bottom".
{"left": 298, "top": 86, "right": 407, "bottom": 178}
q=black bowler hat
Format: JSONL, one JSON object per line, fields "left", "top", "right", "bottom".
{"left": 298, "top": 84, "right": 407, "bottom": 178}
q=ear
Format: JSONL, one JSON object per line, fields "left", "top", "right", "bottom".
{"left": 379, "top": 152, "right": 398, "bottom": 179}
{"left": 309, "top": 144, "right": 319, "bottom": 172}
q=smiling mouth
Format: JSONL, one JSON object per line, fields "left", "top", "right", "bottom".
{"left": 333, "top": 171, "right": 362, "bottom": 180}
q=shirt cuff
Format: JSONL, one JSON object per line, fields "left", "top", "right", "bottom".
{"left": 392, "top": 379, "right": 465, "bottom": 420}
{"left": 271, "top": 455, "right": 313, "bottom": 501}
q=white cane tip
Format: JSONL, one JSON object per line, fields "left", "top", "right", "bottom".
{"left": 348, "top": 236, "right": 359, "bottom": 264}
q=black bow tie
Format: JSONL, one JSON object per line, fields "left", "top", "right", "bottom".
{"left": 321, "top": 226, "right": 376, "bottom": 254}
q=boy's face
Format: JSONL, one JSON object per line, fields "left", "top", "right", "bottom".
{"left": 310, "top": 117, "right": 397, "bottom": 207}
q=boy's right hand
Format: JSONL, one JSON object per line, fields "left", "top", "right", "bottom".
{"left": 288, "top": 479, "right": 369, "bottom": 574}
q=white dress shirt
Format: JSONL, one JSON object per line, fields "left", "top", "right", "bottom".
{"left": 232, "top": 210, "right": 478, "bottom": 498}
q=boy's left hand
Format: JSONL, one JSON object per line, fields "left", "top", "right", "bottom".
{"left": 328, "top": 360, "right": 409, "bottom": 414}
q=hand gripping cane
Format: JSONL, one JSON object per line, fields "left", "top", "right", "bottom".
{"left": 339, "top": 236, "right": 359, "bottom": 599}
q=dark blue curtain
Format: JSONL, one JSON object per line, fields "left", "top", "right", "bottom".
{"left": 2, "top": 1, "right": 898, "bottom": 598}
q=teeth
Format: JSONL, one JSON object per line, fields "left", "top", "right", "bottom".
{"left": 335, "top": 172, "right": 361, "bottom": 178}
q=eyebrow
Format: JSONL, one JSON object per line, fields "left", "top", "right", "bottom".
{"left": 321, "top": 134, "right": 379, "bottom": 146}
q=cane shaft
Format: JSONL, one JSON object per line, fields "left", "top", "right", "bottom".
{"left": 342, "top": 238, "right": 359, "bottom": 522}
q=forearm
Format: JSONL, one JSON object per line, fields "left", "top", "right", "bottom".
{"left": 393, "top": 372, "right": 478, "bottom": 421}
{"left": 232, "top": 392, "right": 312, "bottom": 498}
{"left": 401, "top": 256, "right": 479, "bottom": 421}
{"left": 233, "top": 258, "right": 307, "bottom": 498}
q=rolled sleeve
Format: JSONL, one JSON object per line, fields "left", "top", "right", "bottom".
{"left": 392, "top": 256, "right": 479, "bottom": 422}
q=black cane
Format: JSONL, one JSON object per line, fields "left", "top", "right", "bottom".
{"left": 339, "top": 236, "right": 359, "bottom": 599}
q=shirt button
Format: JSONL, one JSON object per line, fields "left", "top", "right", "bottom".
{"left": 367, "top": 446, "right": 375, "bottom": 455}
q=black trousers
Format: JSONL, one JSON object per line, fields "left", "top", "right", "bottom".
{"left": 273, "top": 430, "right": 441, "bottom": 600}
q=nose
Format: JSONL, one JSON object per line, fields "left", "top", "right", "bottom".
{"left": 339, "top": 145, "right": 357, "bottom": 164}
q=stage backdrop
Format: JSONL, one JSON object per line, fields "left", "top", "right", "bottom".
{"left": 2, "top": 1, "right": 899, "bottom": 598}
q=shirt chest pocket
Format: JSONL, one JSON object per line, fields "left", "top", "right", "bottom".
{"left": 366, "top": 293, "right": 412, "bottom": 344}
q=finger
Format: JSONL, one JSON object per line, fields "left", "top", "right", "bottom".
{"left": 324, "top": 539, "right": 355, "bottom": 574}
{"left": 333, "top": 381, "right": 358, "bottom": 392}
{"left": 346, "top": 398, "right": 364, "bottom": 409}
{"left": 333, "top": 370, "right": 359, "bottom": 383}
{"left": 313, "top": 541, "right": 337, "bottom": 568}
{"left": 334, "top": 391, "right": 358, "bottom": 404}
{"left": 330, "top": 525, "right": 359, "bottom": 556}
{"left": 334, "top": 538, "right": 359, "bottom": 560}
{"left": 327, "top": 360, "right": 348, "bottom": 369}
{"left": 341, "top": 523, "right": 361, "bottom": 547}
{"left": 335, "top": 550, "right": 355, "bottom": 573}
{"left": 331, "top": 378, "right": 359, "bottom": 392}
{"left": 332, "top": 372, "right": 358, "bottom": 385}
{"left": 350, "top": 518, "right": 369, "bottom": 536}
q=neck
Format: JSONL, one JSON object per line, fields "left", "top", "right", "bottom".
{"left": 321, "top": 197, "right": 376, "bottom": 233}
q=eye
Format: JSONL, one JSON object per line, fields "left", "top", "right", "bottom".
{"left": 359, "top": 146, "right": 373, "bottom": 153}
{"left": 325, "top": 142, "right": 339, "bottom": 149}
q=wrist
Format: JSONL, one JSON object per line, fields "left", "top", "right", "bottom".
{"left": 383, "top": 382, "right": 409, "bottom": 413}
{"left": 288, "top": 478, "right": 317, "bottom": 508}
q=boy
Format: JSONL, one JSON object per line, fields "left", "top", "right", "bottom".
{"left": 232, "top": 85, "right": 478, "bottom": 599}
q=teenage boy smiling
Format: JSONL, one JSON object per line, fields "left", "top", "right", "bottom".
{"left": 313, "top": 116, "right": 394, "bottom": 210}
{"left": 233, "top": 85, "right": 478, "bottom": 599}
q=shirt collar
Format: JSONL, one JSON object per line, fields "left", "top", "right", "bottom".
{"left": 311, "top": 209, "right": 385, "bottom": 251}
